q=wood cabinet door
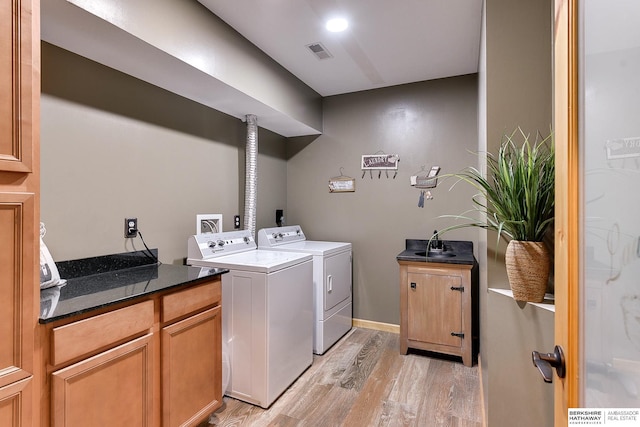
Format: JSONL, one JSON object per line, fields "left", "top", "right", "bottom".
{"left": 0, "top": 377, "right": 32, "bottom": 427}
{"left": 51, "top": 334, "right": 154, "bottom": 427}
{"left": 0, "top": 194, "right": 36, "bottom": 381}
{"left": 407, "top": 271, "right": 462, "bottom": 347}
{"left": 162, "top": 306, "right": 222, "bottom": 427}
{"left": 0, "top": 0, "right": 36, "bottom": 172}
{"left": 0, "top": 0, "right": 39, "bottom": 425}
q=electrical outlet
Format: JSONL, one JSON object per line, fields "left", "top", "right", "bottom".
{"left": 234, "top": 215, "right": 241, "bottom": 229}
{"left": 125, "top": 218, "right": 138, "bottom": 238}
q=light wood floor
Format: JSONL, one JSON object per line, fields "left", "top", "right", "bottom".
{"left": 203, "top": 328, "right": 482, "bottom": 427}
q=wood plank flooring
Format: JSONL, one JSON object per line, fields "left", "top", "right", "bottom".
{"left": 202, "top": 328, "right": 482, "bottom": 427}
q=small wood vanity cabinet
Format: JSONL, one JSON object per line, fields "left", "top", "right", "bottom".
{"left": 398, "top": 261, "right": 478, "bottom": 366}
{"left": 41, "top": 278, "right": 223, "bottom": 427}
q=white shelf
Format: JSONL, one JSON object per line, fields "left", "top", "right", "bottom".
{"left": 488, "top": 287, "right": 555, "bottom": 313}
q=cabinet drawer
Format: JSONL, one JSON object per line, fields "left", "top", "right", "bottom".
{"left": 51, "top": 300, "right": 154, "bottom": 366}
{"left": 162, "top": 280, "right": 221, "bottom": 323}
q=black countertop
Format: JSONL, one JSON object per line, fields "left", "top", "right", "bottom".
{"left": 40, "top": 249, "right": 228, "bottom": 323}
{"left": 396, "top": 239, "right": 477, "bottom": 265}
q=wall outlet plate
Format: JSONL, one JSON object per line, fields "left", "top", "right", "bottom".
{"left": 125, "top": 218, "right": 138, "bottom": 238}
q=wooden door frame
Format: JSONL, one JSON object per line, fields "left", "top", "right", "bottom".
{"left": 554, "top": 0, "right": 580, "bottom": 423}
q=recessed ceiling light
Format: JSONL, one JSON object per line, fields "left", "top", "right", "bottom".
{"left": 326, "top": 18, "right": 348, "bottom": 32}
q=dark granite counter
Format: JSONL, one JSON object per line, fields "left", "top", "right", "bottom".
{"left": 396, "top": 239, "right": 476, "bottom": 265}
{"left": 40, "top": 249, "right": 227, "bottom": 323}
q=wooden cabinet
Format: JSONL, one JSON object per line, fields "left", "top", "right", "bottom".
{"left": 0, "top": 0, "right": 40, "bottom": 426}
{"left": 161, "top": 281, "right": 222, "bottom": 427}
{"left": 162, "top": 307, "right": 221, "bottom": 427}
{"left": 0, "top": 0, "right": 37, "bottom": 173}
{"left": 48, "top": 301, "right": 154, "bottom": 427}
{"left": 41, "top": 278, "right": 223, "bottom": 427}
{"left": 399, "top": 261, "right": 478, "bottom": 367}
{"left": 406, "top": 270, "right": 463, "bottom": 347}
{"left": 51, "top": 334, "right": 154, "bottom": 426}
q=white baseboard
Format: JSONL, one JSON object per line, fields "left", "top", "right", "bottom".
{"left": 352, "top": 318, "right": 400, "bottom": 334}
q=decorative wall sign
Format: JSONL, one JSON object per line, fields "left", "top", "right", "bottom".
{"left": 361, "top": 153, "right": 400, "bottom": 170}
{"left": 328, "top": 178, "right": 355, "bottom": 192}
{"left": 328, "top": 168, "right": 356, "bottom": 193}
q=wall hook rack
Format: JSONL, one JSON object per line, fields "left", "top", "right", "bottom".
{"left": 360, "top": 151, "right": 400, "bottom": 179}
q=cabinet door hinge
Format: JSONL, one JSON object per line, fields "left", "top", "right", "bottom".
{"left": 450, "top": 286, "right": 464, "bottom": 292}
{"left": 451, "top": 332, "right": 465, "bottom": 339}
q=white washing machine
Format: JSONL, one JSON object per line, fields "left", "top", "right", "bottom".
{"left": 187, "top": 230, "right": 313, "bottom": 408}
{"left": 258, "top": 225, "right": 352, "bottom": 355}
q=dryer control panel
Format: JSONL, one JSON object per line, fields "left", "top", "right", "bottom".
{"left": 258, "top": 225, "right": 306, "bottom": 247}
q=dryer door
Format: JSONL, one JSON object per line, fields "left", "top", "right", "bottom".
{"left": 323, "top": 251, "right": 352, "bottom": 311}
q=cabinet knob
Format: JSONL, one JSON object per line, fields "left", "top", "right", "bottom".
{"left": 410, "top": 282, "right": 417, "bottom": 290}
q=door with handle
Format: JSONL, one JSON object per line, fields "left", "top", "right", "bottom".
{"left": 532, "top": 346, "right": 566, "bottom": 383}
{"left": 323, "top": 251, "right": 351, "bottom": 311}
{"left": 554, "top": 0, "right": 640, "bottom": 423}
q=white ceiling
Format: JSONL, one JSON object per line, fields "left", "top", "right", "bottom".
{"left": 198, "top": 0, "right": 484, "bottom": 97}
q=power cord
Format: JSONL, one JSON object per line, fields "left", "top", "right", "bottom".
{"left": 137, "top": 229, "right": 161, "bottom": 264}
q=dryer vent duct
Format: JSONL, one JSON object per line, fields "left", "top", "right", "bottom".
{"left": 244, "top": 114, "right": 258, "bottom": 236}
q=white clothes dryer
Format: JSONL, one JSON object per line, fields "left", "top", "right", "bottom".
{"left": 187, "top": 230, "right": 313, "bottom": 408}
{"left": 258, "top": 225, "right": 352, "bottom": 355}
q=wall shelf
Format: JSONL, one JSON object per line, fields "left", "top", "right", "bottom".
{"left": 488, "top": 287, "right": 555, "bottom": 313}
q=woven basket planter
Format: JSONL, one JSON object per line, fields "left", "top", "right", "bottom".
{"left": 505, "top": 240, "right": 550, "bottom": 303}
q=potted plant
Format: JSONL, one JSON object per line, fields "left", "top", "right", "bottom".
{"left": 439, "top": 127, "right": 554, "bottom": 302}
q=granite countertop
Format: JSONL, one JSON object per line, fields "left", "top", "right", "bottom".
{"left": 40, "top": 249, "right": 228, "bottom": 323}
{"left": 396, "top": 239, "right": 477, "bottom": 265}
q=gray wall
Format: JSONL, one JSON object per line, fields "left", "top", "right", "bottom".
{"left": 482, "top": 0, "right": 554, "bottom": 423}
{"left": 485, "top": 0, "right": 553, "bottom": 286}
{"left": 286, "top": 75, "right": 479, "bottom": 325}
{"left": 487, "top": 292, "right": 554, "bottom": 427}
{"left": 40, "top": 43, "right": 288, "bottom": 264}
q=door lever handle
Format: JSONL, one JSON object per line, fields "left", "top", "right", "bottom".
{"left": 532, "top": 345, "right": 566, "bottom": 383}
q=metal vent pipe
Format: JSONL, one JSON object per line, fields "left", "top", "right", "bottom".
{"left": 244, "top": 114, "right": 258, "bottom": 236}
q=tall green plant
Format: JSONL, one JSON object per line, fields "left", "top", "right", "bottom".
{"left": 440, "top": 127, "right": 554, "bottom": 243}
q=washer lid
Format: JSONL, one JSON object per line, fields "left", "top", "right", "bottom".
{"left": 259, "top": 240, "right": 351, "bottom": 256}
{"left": 191, "top": 249, "right": 312, "bottom": 273}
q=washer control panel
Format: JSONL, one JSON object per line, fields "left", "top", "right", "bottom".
{"left": 188, "top": 230, "right": 256, "bottom": 260}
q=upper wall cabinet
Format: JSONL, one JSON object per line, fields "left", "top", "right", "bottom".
{"left": 0, "top": 0, "right": 36, "bottom": 173}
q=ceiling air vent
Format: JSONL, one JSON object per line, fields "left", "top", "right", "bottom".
{"left": 306, "top": 42, "right": 333, "bottom": 60}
